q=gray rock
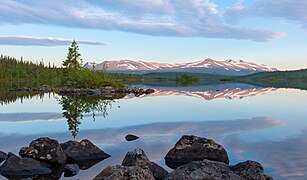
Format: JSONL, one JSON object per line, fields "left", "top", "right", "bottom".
{"left": 230, "top": 160, "right": 270, "bottom": 180}
{"left": 165, "top": 135, "right": 229, "bottom": 169}
{"left": 61, "top": 139, "right": 110, "bottom": 162}
{"left": 64, "top": 163, "right": 80, "bottom": 177}
{"left": 19, "top": 137, "right": 67, "bottom": 165}
{"left": 0, "top": 150, "right": 7, "bottom": 164}
{"left": 145, "top": 88, "right": 155, "bottom": 94}
{"left": 93, "top": 165, "right": 155, "bottom": 180}
{"left": 122, "top": 149, "right": 168, "bottom": 179}
{"left": 0, "top": 152, "right": 51, "bottom": 177}
{"left": 125, "top": 134, "right": 139, "bottom": 141}
{"left": 166, "top": 159, "right": 272, "bottom": 180}
{"left": 166, "top": 159, "right": 239, "bottom": 180}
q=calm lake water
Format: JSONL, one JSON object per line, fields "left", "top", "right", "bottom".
{"left": 0, "top": 83, "right": 307, "bottom": 180}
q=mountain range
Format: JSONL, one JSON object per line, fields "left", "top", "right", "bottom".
{"left": 84, "top": 58, "right": 277, "bottom": 75}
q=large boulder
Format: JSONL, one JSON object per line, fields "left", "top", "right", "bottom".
{"left": 0, "top": 152, "right": 51, "bottom": 177}
{"left": 166, "top": 159, "right": 272, "bottom": 180}
{"left": 122, "top": 149, "right": 168, "bottom": 179}
{"left": 93, "top": 165, "right": 155, "bottom": 180}
{"left": 0, "top": 150, "right": 7, "bottom": 164}
{"left": 60, "top": 139, "right": 110, "bottom": 162}
{"left": 165, "top": 135, "right": 229, "bottom": 169}
{"left": 19, "top": 137, "right": 67, "bottom": 165}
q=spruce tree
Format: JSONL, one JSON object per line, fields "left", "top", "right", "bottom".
{"left": 63, "top": 40, "right": 82, "bottom": 70}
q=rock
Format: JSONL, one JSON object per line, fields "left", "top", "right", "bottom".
{"left": 230, "top": 160, "right": 270, "bottom": 180}
{"left": 122, "top": 149, "right": 168, "bottom": 180}
{"left": 61, "top": 139, "right": 110, "bottom": 162}
{"left": 165, "top": 135, "right": 229, "bottom": 169}
{"left": 264, "top": 174, "right": 274, "bottom": 180}
{"left": 145, "top": 88, "right": 155, "bottom": 94}
{"left": 166, "top": 159, "right": 272, "bottom": 180}
{"left": 166, "top": 159, "right": 239, "bottom": 180}
{"left": 93, "top": 165, "right": 155, "bottom": 180}
{"left": 76, "top": 159, "right": 103, "bottom": 170}
{"left": 63, "top": 164, "right": 80, "bottom": 177}
{"left": 125, "top": 134, "right": 139, "bottom": 141}
{"left": 0, "top": 152, "right": 51, "bottom": 177}
{"left": 19, "top": 137, "right": 67, "bottom": 165}
{"left": 0, "top": 150, "right": 7, "bottom": 164}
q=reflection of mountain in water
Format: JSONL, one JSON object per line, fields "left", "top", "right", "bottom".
{"left": 135, "top": 83, "right": 276, "bottom": 100}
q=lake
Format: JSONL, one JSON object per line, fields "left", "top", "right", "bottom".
{"left": 0, "top": 83, "right": 307, "bottom": 180}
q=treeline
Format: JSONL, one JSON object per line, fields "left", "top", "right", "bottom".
{"left": 0, "top": 54, "right": 62, "bottom": 84}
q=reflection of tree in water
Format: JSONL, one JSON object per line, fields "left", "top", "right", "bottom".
{"left": 59, "top": 94, "right": 124, "bottom": 137}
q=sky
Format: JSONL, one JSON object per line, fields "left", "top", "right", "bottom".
{"left": 0, "top": 0, "right": 306, "bottom": 70}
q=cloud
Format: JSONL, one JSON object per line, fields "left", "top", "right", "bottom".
{"left": 224, "top": 0, "right": 307, "bottom": 29}
{"left": 0, "top": 36, "right": 106, "bottom": 46}
{"left": 0, "top": 0, "right": 286, "bottom": 42}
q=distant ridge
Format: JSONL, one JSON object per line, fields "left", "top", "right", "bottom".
{"left": 84, "top": 58, "right": 277, "bottom": 76}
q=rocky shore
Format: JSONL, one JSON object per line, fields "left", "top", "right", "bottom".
{"left": 9, "top": 86, "right": 155, "bottom": 97}
{"left": 0, "top": 135, "right": 273, "bottom": 179}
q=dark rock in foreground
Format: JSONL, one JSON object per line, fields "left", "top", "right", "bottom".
{"left": 0, "top": 150, "right": 7, "bottom": 164}
{"left": 19, "top": 137, "right": 67, "bottom": 165}
{"left": 122, "top": 149, "right": 168, "bottom": 180}
{"left": 231, "top": 160, "right": 273, "bottom": 180}
{"left": 125, "top": 134, "right": 139, "bottom": 141}
{"left": 93, "top": 165, "right": 155, "bottom": 180}
{"left": 166, "top": 159, "right": 271, "bottom": 180}
{"left": 60, "top": 139, "right": 111, "bottom": 162}
{"left": 0, "top": 152, "right": 51, "bottom": 177}
{"left": 165, "top": 135, "right": 229, "bottom": 169}
{"left": 64, "top": 163, "right": 80, "bottom": 177}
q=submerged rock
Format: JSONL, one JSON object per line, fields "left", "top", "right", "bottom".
{"left": 0, "top": 152, "right": 51, "bottom": 177}
{"left": 19, "top": 137, "right": 67, "bottom": 165}
{"left": 93, "top": 165, "right": 155, "bottom": 180}
{"left": 63, "top": 163, "right": 80, "bottom": 177}
{"left": 166, "top": 159, "right": 271, "bottom": 180}
{"left": 0, "top": 150, "right": 7, "bottom": 164}
{"left": 60, "top": 139, "right": 110, "bottom": 162}
{"left": 122, "top": 149, "right": 168, "bottom": 179}
{"left": 125, "top": 134, "right": 139, "bottom": 141}
{"left": 165, "top": 135, "right": 229, "bottom": 169}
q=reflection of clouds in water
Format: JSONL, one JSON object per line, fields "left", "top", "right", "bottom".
{"left": 224, "top": 128, "right": 307, "bottom": 180}
{"left": 0, "top": 117, "right": 284, "bottom": 179}
{"left": 0, "top": 113, "right": 103, "bottom": 122}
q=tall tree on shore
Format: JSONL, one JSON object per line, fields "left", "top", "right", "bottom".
{"left": 62, "top": 40, "right": 83, "bottom": 87}
{"left": 63, "top": 40, "right": 83, "bottom": 70}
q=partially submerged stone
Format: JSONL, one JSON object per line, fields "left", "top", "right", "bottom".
{"left": 231, "top": 160, "right": 272, "bottom": 180}
{"left": 125, "top": 134, "right": 139, "bottom": 141}
{"left": 19, "top": 137, "right": 67, "bottom": 165}
{"left": 93, "top": 165, "right": 155, "bottom": 180}
{"left": 61, "top": 139, "right": 110, "bottom": 162}
{"left": 0, "top": 150, "right": 7, "bottom": 164}
{"left": 122, "top": 149, "right": 168, "bottom": 179}
{"left": 63, "top": 163, "right": 80, "bottom": 177}
{"left": 166, "top": 159, "right": 272, "bottom": 180}
{"left": 165, "top": 135, "right": 229, "bottom": 169}
{"left": 0, "top": 152, "right": 51, "bottom": 177}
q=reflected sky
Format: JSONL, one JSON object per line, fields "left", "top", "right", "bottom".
{"left": 0, "top": 84, "right": 307, "bottom": 179}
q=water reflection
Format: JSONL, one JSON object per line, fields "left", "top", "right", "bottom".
{"left": 58, "top": 94, "right": 123, "bottom": 137}
{"left": 134, "top": 83, "right": 276, "bottom": 100}
{"left": 0, "top": 117, "right": 289, "bottom": 179}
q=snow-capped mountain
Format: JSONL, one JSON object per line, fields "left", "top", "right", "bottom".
{"left": 84, "top": 58, "right": 277, "bottom": 75}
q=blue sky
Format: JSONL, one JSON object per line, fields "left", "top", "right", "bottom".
{"left": 0, "top": 0, "right": 306, "bottom": 70}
